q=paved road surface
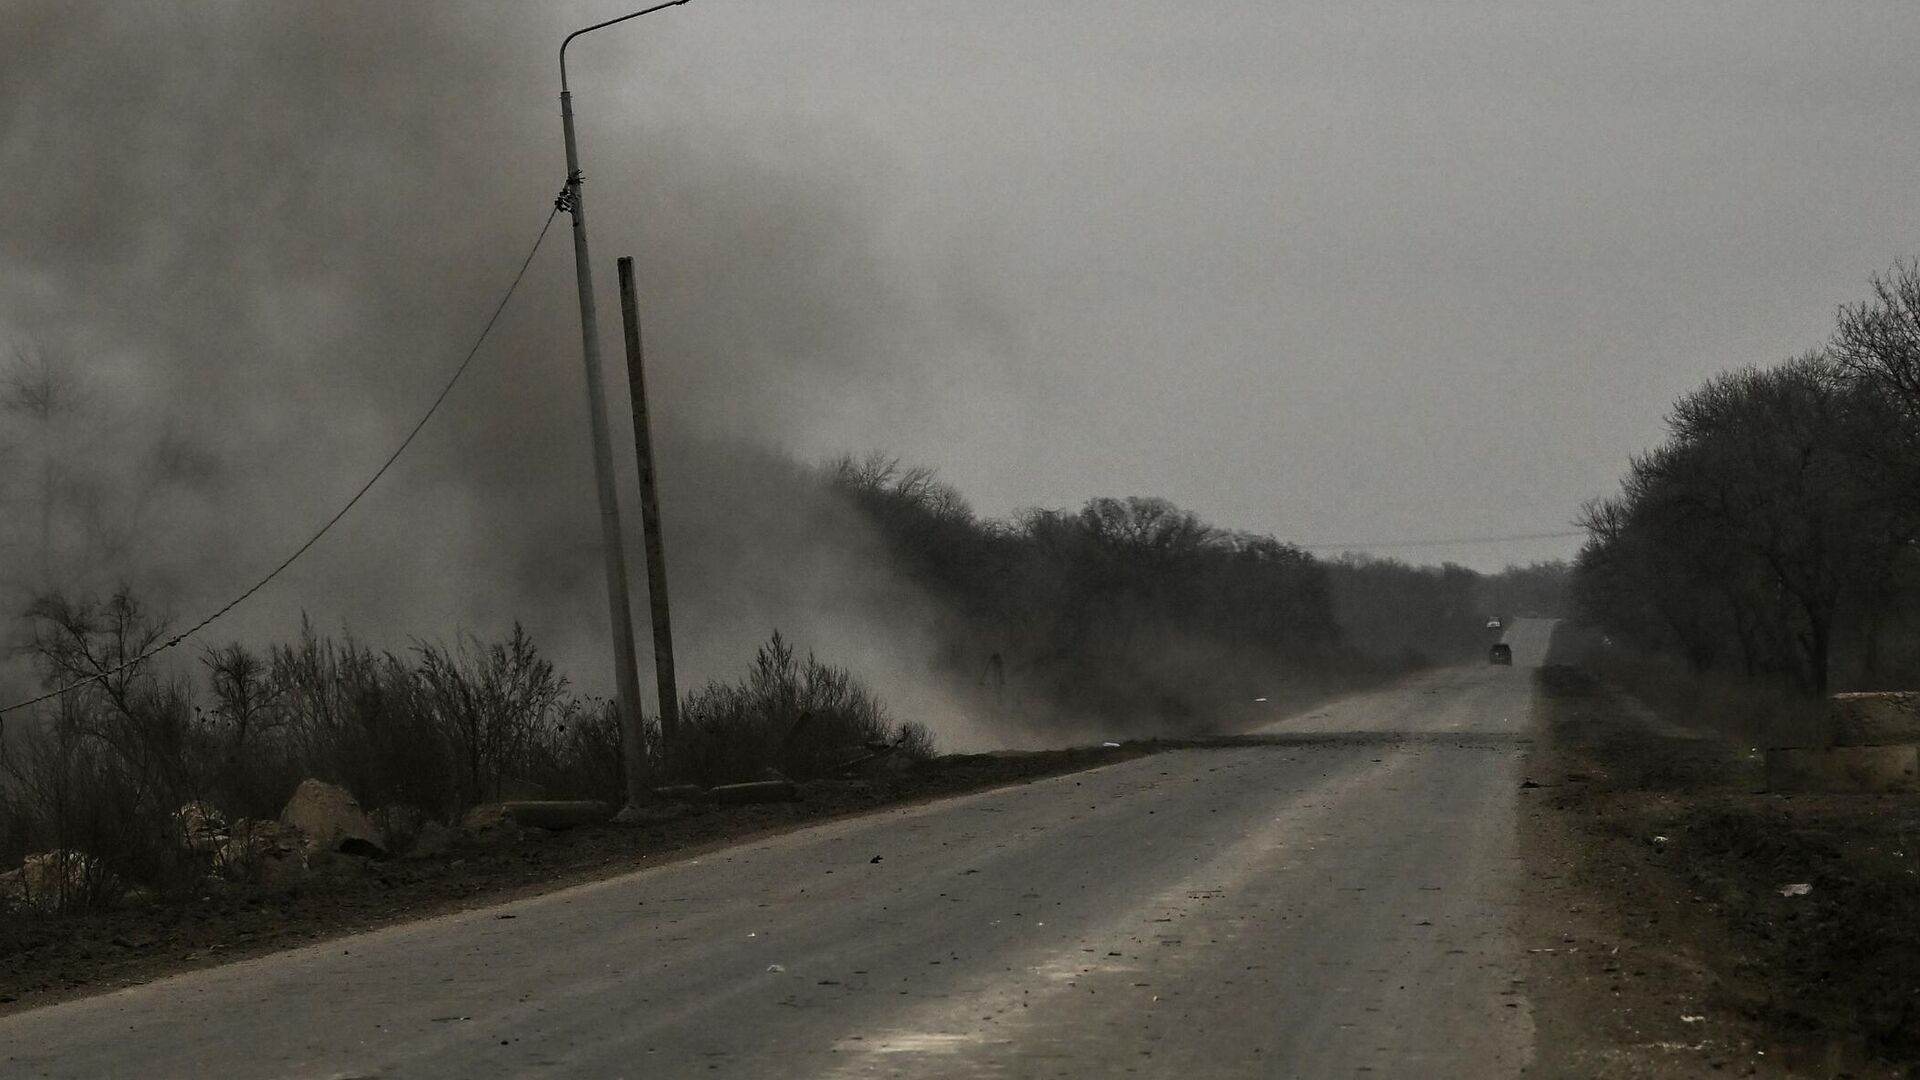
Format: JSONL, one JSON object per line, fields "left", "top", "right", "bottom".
{"left": 1, "top": 619, "right": 1553, "bottom": 1078}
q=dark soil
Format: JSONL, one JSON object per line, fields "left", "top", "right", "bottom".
{"left": 1523, "top": 661, "right": 1920, "bottom": 1079}
{"left": 0, "top": 743, "right": 1154, "bottom": 1016}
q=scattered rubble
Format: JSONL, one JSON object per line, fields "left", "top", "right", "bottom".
{"left": 172, "top": 802, "right": 230, "bottom": 857}
{"left": 0, "top": 851, "right": 118, "bottom": 912}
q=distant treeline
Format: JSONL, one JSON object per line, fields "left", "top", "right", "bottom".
{"left": 826, "top": 453, "right": 1567, "bottom": 733}
{"left": 1575, "top": 260, "right": 1920, "bottom": 696}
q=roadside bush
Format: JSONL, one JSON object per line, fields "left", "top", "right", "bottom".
{"left": 1555, "top": 623, "right": 1823, "bottom": 748}
{"left": 1, "top": 593, "right": 214, "bottom": 905}
{"left": 414, "top": 625, "right": 571, "bottom": 808}
{"left": 532, "top": 698, "right": 628, "bottom": 805}
{"left": 0, "top": 595, "right": 931, "bottom": 910}
{"left": 673, "top": 631, "right": 930, "bottom": 787}
{"left": 266, "top": 624, "right": 444, "bottom": 818}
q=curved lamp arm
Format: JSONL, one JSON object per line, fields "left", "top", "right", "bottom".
{"left": 562, "top": 0, "right": 693, "bottom": 92}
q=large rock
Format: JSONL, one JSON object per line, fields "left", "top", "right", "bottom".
{"left": 1828, "top": 692, "right": 1920, "bottom": 747}
{"left": 1766, "top": 745, "right": 1920, "bottom": 794}
{"left": 280, "top": 779, "right": 385, "bottom": 857}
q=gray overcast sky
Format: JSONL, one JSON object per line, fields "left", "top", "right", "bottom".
{"left": 591, "top": 0, "right": 1920, "bottom": 567}
{"left": 3, "top": 1, "right": 1920, "bottom": 682}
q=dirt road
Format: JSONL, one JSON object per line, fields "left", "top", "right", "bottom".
{"left": 1, "top": 621, "right": 1552, "bottom": 1078}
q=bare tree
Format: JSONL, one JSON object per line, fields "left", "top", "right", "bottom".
{"left": 1833, "top": 260, "right": 1920, "bottom": 411}
{"left": 0, "top": 343, "right": 88, "bottom": 588}
{"left": 1577, "top": 355, "right": 1898, "bottom": 694}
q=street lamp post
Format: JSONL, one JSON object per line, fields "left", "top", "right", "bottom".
{"left": 559, "top": 0, "right": 692, "bottom": 809}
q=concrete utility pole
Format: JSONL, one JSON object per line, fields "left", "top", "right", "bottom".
{"left": 559, "top": 0, "right": 692, "bottom": 806}
{"left": 616, "top": 256, "right": 681, "bottom": 745}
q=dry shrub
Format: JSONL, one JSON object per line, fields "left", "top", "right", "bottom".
{"left": 0, "top": 595, "right": 928, "bottom": 911}
{"left": 672, "top": 631, "right": 930, "bottom": 787}
{"left": 0, "top": 593, "right": 213, "bottom": 904}
{"left": 1556, "top": 624, "right": 1824, "bottom": 748}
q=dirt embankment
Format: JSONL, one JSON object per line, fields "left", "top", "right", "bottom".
{"left": 0, "top": 743, "right": 1153, "bottom": 1015}
{"left": 1521, "top": 657, "right": 1920, "bottom": 1078}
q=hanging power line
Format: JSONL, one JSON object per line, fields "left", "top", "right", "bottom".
{"left": 1295, "top": 528, "right": 1587, "bottom": 553}
{"left": 0, "top": 202, "right": 564, "bottom": 718}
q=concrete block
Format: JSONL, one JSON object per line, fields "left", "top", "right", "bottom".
{"left": 500, "top": 800, "right": 615, "bottom": 830}
{"left": 1828, "top": 692, "right": 1920, "bottom": 746}
{"left": 1765, "top": 745, "right": 1919, "bottom": 794}
{"left": 651, "top": 784, "right": 709, "bottom": 803}
{"left": 707, "top": 780, "right": 798, "bottom": 805}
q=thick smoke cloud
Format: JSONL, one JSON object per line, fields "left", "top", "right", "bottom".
{"left": 0, "top": 4, "right": 1001, "bottom": 744}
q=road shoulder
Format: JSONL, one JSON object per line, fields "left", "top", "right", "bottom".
{"left": 1518, "top": 660, "right": 1917, "bottom": 1078}
{"left": 0, "top": 743, "right": 1156, "bottom": 1015}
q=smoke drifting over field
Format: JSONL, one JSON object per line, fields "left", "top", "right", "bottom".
{"left": 7, "top": 3, "right": 1919, "bottom": 745}
{"left": 0, "top": 4, "right": 1000, "bottom": 739}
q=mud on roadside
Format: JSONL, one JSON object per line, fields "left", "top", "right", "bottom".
{"left": 0, "top": 742, "right": 1155, "bottom": 1016}
{"left": 1521, "top": 661, "right": 1920, "bottom": 1078}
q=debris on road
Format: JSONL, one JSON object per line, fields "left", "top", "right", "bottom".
{"left": 1777, "top": 882, "right": 1812, "bottom": 898}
